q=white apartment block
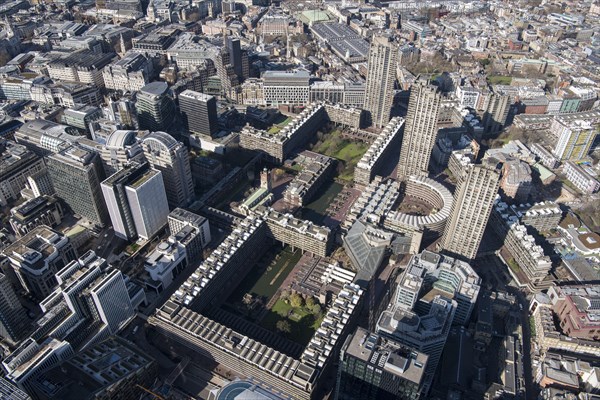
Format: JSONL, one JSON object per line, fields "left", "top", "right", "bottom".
{"left": 564, "top": 161, "right": 600, "bottom": 194}
{"left": 552, "top": 118, "right": 598, "bottom": 161}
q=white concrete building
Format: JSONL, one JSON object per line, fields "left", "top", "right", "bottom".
{"left": 102, "top": 162, "right": 169, "bottom": 241}
{"left": 563, "top": 161, "right": 600, "bottom": 194}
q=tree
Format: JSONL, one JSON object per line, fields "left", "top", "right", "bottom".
{"left": 276, "top": 320, "right": 291, "bottom": 335}
{"left": 310, "top": 304, "right": 322, "bottom": 316}
{"left": 305, "top": 296, "right": 316, "bottom": 308}
{"left": 290, "top": 293, "right": 304, "bottom": 308}
{"left": 279, "top": 290, "right": 289, "bottom": 301}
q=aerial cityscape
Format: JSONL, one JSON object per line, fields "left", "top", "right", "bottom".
{"left": 0, "top": 0, "right": 599, "bottom": 398}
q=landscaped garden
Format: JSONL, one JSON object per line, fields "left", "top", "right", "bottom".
{"left": 311, "top": 129, "right": 369, "bottom": 183}
{"left": 261, "top": 291, "right": 324, "bottom": 345}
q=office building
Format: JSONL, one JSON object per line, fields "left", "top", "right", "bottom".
{"left": 3, "top": 338, "right": 74, "bottom": 395}
{"left": 144, "top": 238, "right": 187, "bottom": 292}
{"left": 227, "top": 37, "right": 243, "bottom": 79}
{"left": 403, "top": 251, "right": 480, "bottom": 324}
{"left": 46, "top": 145, "right": 109, "bottom": 226}
{"left": 0, "top": 271, "right": 30, "bottom": 344}
{"left": 30, "top": 81, "right": 102, "bottom": 108}
{"left": 39, "top": 250, "right": 135, "bottom": 339}
{"left": 336, "top": 327, "right": 427, "bottom": 400}
{"left": 372, "top": 252, "right": 478, "bottom": 394}
{"left": 166, "top": 33, "right": 219, "bottom": 71}
{"left": 47, "top": 50, "right": 113, "bottom": 88}
{"left": 100, "top": 129, "right": 145, "bottom": 176}
{"left": 131, "top": 28, "right": 179, "bottom": 56}
{"left": 1, "top": 226, "right": 77, "bottom": 300}
{"left": 363, "top": 36, "right": 397, "bottom": 128}
{"left": 0, "top": 140, "right": 45, "bottom": 206}
{"left": 215, "top": 49, "right": 240, "bottom": 96}
{"left": 551, "top": 118, "right": 598, "bottom": 161}
{"left": 31, "top": 337, "right": 157, "bottom": 400}
{"left": 61, "top": 106, "right": 102, "bottom": 134}
{"left": 9, "top": 195, "right": 64, "bottom": 237}
{"left": 26, "top": 169, "right": 54, "bottom": 198}
{"left": 396, "top": 82, "right": 442, "bottom": 178}
{"left": 0, "top": 378, "right": 30, "bottom": 400}
{"left": 262, "top": 70, "right": 310, "bottom": 106}
{"left": 141, "top": 131, "right": 195, "bottom": 208}
{"left": 179, "top": 90, "right": 218, "bottom": 137}
{"left": 480, "top": 92, "right": 510, "bottom": 136}
{"left": 439, "top": 159, "right": 501, "bottom": 261}
{"left": 310, "top": 81, "right": 344, "bottom": 104}
{"left": 377, "top": 285, "right": 455, "bottom": 394}
{"left": 105, "top": 97, "right": 138, "bottom": 130}
{"left": 101, "top": 162, "right": 169, "bottom": 241}
{"left": 531, "top": 286, "right": 600, "bottom": 357}
{"left": 547, "top": 285, "right": 600, "bottom": 341}
{"left": 167, "top": 208, "right": 211, "bottom": 261}
{"left": 102, "top": 52, "right": 154, "bottom": 92}
{"left": 135, "top": 82, "right": 175, "bottom": 131}
{"left": 14, "top": 119, "right": 81, "bottom": 157}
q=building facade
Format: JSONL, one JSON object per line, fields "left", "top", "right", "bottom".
{"left": 101, "top": 162, "right": 169, "bottom": 241}
{"left": 0, "top": 140, "right": 45, "bottom": 206}
{"left": 439, "top": 159, "right": 500, "bottom": 260}
{"left": 46, "top": 145, "right": 109, "bottom": 226}
{"left": 336, "top": 327, "right": 427, "bottom": 400}
{"left": 135, "top": 82, "right": 175, "bottom": 131}
{"left": 1, "top": 226, "right": 77, "bottom": 300}
{"left": 396, "top": 82, "right": 442, "bottom": 178}
{"left": 0, "top": 271, "right": 30, "bottom": 344}
{"left": 363, "top": 36, "right": 397, "bottom": 128}
{"left": 179, "top": 90, "right": 218, "bottom": 137}
{"left": 551, "top": 118, "right": 598, "bottom": 161}
{"left": 141, "top": 131, "right": 195, "bottom": 208}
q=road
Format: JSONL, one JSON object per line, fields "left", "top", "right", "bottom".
{"left": 476, "top": 254, "right": 537, "bottom": 400}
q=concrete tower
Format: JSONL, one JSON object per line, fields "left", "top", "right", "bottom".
{"left": 363, "top": 36, "right": 398, "bottom": 128}
{"left": 439, "top": 159, "right": 501, "bottom": 261}
{"left": 396, "top": 81, "right": 442, "bottom": 178}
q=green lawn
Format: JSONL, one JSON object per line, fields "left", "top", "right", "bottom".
{"left": 507, "top": 257, "right": 521, "bottom": 272}
{"left": 262, "top": 299, "right": 323, "bottom": 345}
{"left": 487, "top": 75, "right": 512, "bottom": 85}
{"left": 267, "top": 116, "right": 292, "bottom": 134}
{"left": 289, "top": 163, "right": 303, "bottom": 172}
{"left": 312, "top": 130, "right": 368, "bottom": 183}
{"left": 228, "top": 247, "right": 302, "bottom": 303}
{"left": 529, "top": 316, "right": 536, "bottom": 338}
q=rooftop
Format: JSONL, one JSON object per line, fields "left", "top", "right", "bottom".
{"left": 344, "top": 327, "right": 427, "bottom": 385}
